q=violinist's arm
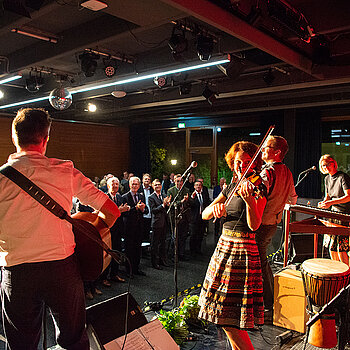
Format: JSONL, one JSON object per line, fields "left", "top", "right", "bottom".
{"left": 202, "top": 193, "right": 226, "bottom": 220}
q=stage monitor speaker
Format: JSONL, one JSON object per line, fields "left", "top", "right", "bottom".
{"left": 289, "top": 233, "right": 314, "bottom": 264}
{"left": 86, "top": 292, "right": 147, "bottom": 345}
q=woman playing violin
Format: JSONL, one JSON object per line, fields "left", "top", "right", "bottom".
{"left": 198, "top": 141, "right": 267, "bottom": 350}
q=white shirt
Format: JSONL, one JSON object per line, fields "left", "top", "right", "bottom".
{"left": 143, "top": 186, "right": 152, "bottom": 219}
{"left": 0, "top": 151, "right": 108, "bottom": 267}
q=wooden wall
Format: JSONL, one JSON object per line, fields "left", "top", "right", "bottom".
{"left": 0, "top": 116, "right": 129, "bottom": 180}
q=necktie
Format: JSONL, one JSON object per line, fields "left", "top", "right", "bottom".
{"left": 198, "top": 193, "right": 203, "bottom": 213}
{"left": 133, "top": 194, "right": 138, "bottom": 204}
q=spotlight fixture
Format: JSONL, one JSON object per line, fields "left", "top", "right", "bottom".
{"left": 202, "top": 85, "right": 217, "bottom": 105}
{"left": 168, "top": 27, "right": 188, "bottom": 61}
{"left": 179, "top": 83, "right": 192, "bottom": 95}
{"left": 263, "top": 69, "right": 275, "bottom": 85}
{"left": 104, "top": 58, "right": 117, "bottom": 77}
{"left": 217, "top": 54, "right": 246, "bottom": 80}
{"left": 79, "top": 52, "right": 100, "bottom": 77}
{"left": 25, "top": 72, "right": 44, "bottom": 93}
{"left": 0, "top": 90, "right": 4, "bottom": 99}
{"left": 196, "top": 34, "right": 214, "bottom": 61}
{"left": 154, "top": 76, "right": 167, "bottom": 88}
{"left": 111, "top": 90, "right": 126, "bottom": 98}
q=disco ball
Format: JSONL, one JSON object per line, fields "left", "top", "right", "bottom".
{"left": 49, "top": 87, "right": 72, "bottom": 110}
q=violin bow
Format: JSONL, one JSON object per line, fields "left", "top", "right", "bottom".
{"left": 224, "top": 124, "right": 275, "bottom": 207}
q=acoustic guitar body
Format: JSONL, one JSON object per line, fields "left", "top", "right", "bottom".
{"left": 71, "top": 212, "right": 112, "bottom": 281}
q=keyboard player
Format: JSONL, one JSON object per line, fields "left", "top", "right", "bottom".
{"left": 318, "top": 154, "right": 350, "bottom": 265}
{"left": 257, "top": 135, "right": 298, "bottom": 319}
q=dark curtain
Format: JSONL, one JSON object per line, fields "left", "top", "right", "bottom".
{"left": 130, "top": 125, "right": 151, "bottom": 178}
{"left": 294, "top": 109, "right": 322, "bottom": 199}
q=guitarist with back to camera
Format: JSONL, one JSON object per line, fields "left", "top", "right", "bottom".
{"left": 0, "top": 108, "right": 120, "bottom": 349}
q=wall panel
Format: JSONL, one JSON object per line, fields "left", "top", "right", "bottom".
{"left": 0, "top": 117, "right": 129, "bottom": 180}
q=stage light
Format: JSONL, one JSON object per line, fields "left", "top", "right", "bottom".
{"left": 0, "top": 74, "right": 22, "bottom": 85}
{"left": 79, "top": 52, "right": 100, "bottom": 77}
{"left": 217, "top": 54, "right": 246, "bottom": 80}
{"left": 49, "top": 87, "right": 72, "bottom": 110}
{"left": 25, "top": 72, "right": 44, "bottom": 93}
{"left": 171, "top": 159, "right": 177, "bottom": 165}
{"left": 196, "top": 34, "right": 213, "bottom": 61}
{"left": 179, "top": 83, "right": 192, "bottom": 95}
{"left": 0, "top": 90, "right": 4, "bottom": 99}
{"left": 104, "top": 58, "right": 117, "bottom": 77}
{"left": 111, "top": 90, "right": 126, "bottom": 98}
{"left": 178, "top": 122, "right": 186, "bottom": 128}
{"left": 154, "top": 76, "right": 167, "bottom": 88}
{"left": 168, "top": 27, "right": 188, "bottom": 61}
{"left": 0, "top": 57, "right": 230, "bottom": 109}
{"left": 88, "top": 103, "right": 97, "bottom": 112}
{"left": 263, "top": 69, "right": 275, "bottom": 85}
{"left": 202, "top": 86, "right": 217, "bottom": 105}
{"left": 217, "top": 127, "right": 221, "bottom": 132}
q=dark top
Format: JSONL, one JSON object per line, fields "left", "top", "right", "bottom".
{"left": 221, "top": 182, "right": 258, "bottom": 233}
{"left": 325, "top": 171, "right": 350, "bottom": 213}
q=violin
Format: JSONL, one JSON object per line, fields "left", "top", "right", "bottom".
{"left": 234, "top": 171, "right": 267, "bottom": 199}
{"left": 224, "top": 124, "right": 275, "bottom": 207}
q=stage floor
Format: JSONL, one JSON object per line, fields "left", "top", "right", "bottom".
{"left": 0, "top": 226, "right": 348, "bottom": 349}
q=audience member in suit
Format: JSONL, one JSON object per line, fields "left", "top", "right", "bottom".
{"left": 213, "top": 177, "right": 227, "bottom": 238}
{"left": 119, "top": 171, "right": 129, "bottom": 195}
{"left": 167, "top": 174, "right": 191, "bottom": 260}
{"left": 122, "top": 176, "right": 148, "bottom": 276}
{"left": 138, "top": 173, "right": 154, "bottom": 243}
{"left": 107, "top": 177, "right": 130, "bottom": 282}
{"left": 185, "top": 173, "right": 195, "bottom": 193}
{"left": 148, "top": 179, "right": 171, "bottom": 269}
{"left": 197, "top": 177, "right": 211, "bottom": 235}
{"left": 161, "top": 173, "right": 171, "bottom": 197}
{"left": 189, "top": 180, "right": 211, "bottom": 255}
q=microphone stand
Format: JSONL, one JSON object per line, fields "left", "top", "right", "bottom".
{"left": 167, "top": 172, "right": 191, "bottom": 307}
{"left": 295, "top": 171, "right": 312, "bottom": 188}
{"left": 303, "top": 284, "right": 350, "bottom": 350}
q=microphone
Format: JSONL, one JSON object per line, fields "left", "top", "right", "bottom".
{"left": 300, "top": 165, "right": 317, "bottom": 175}
{"left": 181, "top": 161, "right": 197, "bottom": 180}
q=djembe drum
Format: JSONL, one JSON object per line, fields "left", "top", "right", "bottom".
{"left": 301, "top": 258, "right": 350, "bottom": 348}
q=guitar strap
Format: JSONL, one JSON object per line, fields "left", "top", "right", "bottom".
{"left": 0, "top": 164, "right": 124, "bottom": 264}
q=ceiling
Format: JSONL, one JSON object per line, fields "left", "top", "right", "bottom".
{"left": 0, "top": 0, "right": 350, "bottom": 126}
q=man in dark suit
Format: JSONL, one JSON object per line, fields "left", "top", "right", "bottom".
{"left": 122, "top": 176, "right": 148, "bottom": 276}
{"left": 148, "top": 179, "right": 171, "bottom": 269}
{"left": 189, "top": 180, "right": 211, "bottom": 256}
{"left": 138, "top": 173, "right": 154, "bottom": 243}
{"left": 167, "top": 174, "right": 190, "bottom": 260}
{"left": 107, "top": 177, "right": 130, "bottom": 282}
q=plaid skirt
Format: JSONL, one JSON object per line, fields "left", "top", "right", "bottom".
{"left": 198, "top": 228, "right": 264, "bottom": 329}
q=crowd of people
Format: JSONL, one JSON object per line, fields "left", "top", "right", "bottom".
{"left": 72, "top": 170, "right": 215, "bottom": 300}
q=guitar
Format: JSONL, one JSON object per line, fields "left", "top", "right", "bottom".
{"left": 71, "top": 212, "right": 112, "bottom": 281}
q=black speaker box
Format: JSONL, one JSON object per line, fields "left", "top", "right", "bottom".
{"left": 86, "top": 292, "right": 147, "bottom": 345}
{"left": 289, "top": 233, "right": 315, "bottom": 264}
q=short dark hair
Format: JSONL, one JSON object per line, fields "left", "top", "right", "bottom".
{"left": 12, "top": 108, "right": 52, "bottom": 147}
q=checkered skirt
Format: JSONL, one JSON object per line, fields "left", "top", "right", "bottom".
{"left": 198, "top": 229, "right": 264, "bottom": 329}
